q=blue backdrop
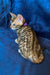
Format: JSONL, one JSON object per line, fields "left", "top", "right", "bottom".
{"left": 0, "top": 0, "right": 50, "bottom": 75}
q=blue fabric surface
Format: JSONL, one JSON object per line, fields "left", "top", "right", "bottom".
{"left": 0, "top": 0, "right": 50, "bottom": 75}
{"left": 0, "top": 27, "right": 50, "bottom": 75}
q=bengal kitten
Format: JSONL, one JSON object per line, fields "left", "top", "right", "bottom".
{"left": 10, "top": 12, "right": 44, "bottom": 64}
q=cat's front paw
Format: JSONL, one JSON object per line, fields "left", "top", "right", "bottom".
{"left": 15, "top": 39, "right": 18, "bottom": 44}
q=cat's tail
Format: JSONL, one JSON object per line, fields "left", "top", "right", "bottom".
{"left": 29, "top": 52, "right": 44, "bottom": 64}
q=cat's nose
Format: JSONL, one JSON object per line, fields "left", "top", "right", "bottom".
{"left": 10, "top": 25, "right": 11, "bottom": 28}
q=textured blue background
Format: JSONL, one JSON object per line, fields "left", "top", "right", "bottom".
{"left": 0, "top": 0, "right": 50, "bottom": 75}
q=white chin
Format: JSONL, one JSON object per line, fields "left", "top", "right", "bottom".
{"left": 11, "top": 28, "right": 16, "bottom": 30}
{"left": 11, "top": 28, "right": 18, "bottom": 30}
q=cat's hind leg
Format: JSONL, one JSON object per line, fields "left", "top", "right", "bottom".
{"left": 18, "top": 49, "right": 21, "bottom": 53}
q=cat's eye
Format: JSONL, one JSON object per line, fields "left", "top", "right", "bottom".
{"left": 13, "top": 24, "right": 16, "bottom": 26}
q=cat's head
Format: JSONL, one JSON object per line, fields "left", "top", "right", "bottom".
{"left": 10, "top": 12, "right": 25, "bottom": 30}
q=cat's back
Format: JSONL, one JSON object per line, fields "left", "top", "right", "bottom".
{"left": 17, "top": 25, "right": 34, "bottom": 58}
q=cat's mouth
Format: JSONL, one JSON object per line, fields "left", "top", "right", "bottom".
{"left": 10, "top": 25, "right": 15, "bottom": 30}
{"left": 11, "top": 28, "right": 16, "bottom": 30}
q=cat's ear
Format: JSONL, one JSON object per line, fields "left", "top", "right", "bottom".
{"left": 17, "top": 14, "right": 25, "bottom": 24}
{"left": 10, "top": 12, "right": 16, "bottom": 19}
